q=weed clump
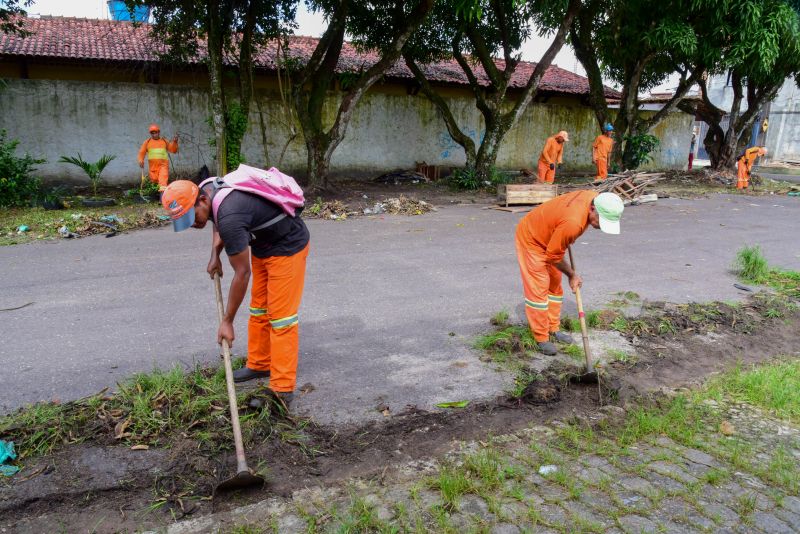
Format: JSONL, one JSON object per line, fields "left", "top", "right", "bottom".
{"left": 734, "top": 245, "right": 800, "bottom": 298}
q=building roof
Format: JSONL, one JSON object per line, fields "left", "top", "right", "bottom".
{"left": 1, "top": 16, "right": 620, "bottom": 98}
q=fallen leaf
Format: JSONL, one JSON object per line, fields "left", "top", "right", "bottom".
{"left": 130, "top": 444, "right": 149, "bottom": 450}
{"left": 719, "top": 420, "right": 735, "bottom": 436}
{"left": 436, "top": 400, "right": 470, "bottom": 409}
{"left": 382, "top": 408, "right": 391, "bottom": 417}
{"left": 114, "top": 418, "right": 131, "bottom": 439}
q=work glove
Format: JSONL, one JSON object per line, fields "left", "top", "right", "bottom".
{"left": 549, "top": 163, "right": 555, "bottom": 170}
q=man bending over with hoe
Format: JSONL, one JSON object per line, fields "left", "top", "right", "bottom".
{"left": 161, "top": 165, "right": 309, "bottom": 404}
{"left": 515, "top": 191, "right": 624, "bottom": 355}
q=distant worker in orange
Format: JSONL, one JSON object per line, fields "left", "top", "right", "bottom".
{"left": 138, "top": 123, "right": 179, "bottom": 191}
{"left": 592, "top": 124, "right": 614, "bottom": 182}
{"left": 537, "top": 131, "right": 569, "bottom": 183}
{"left": 736, "top": 146, "right": 767, "bottom": 190}
{"left": 515, "top": 190, "right": 624, "bottom": 356}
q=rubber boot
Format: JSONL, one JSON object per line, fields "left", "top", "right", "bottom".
{"left": 551, "top": 331, "right": 576, "bottom": 345}
{"left": 537, "top": 341, "right": 558, "bottom": 356}
{"left": 233, "top": 367, "right": 270, "bottom": 383}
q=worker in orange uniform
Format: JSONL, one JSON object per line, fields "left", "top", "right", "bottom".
{"left": 736, "top": 146, "right": 767, "bottom": 190}
{"left": 537, "top": 131, "right": 569, "bottom": 183}
{"left": 138, "top": 124, "right": 179, "bottom": 191}
{"left": 515, "top": 190, "right": 624, "bottom": 355}
{"left": 592, "top": 124, "right": 614, "bottom": 182}
{"left": 160, "top": 178, "right": 310, "bottom": 405}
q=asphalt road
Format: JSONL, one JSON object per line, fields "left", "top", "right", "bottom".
{"left": 1, "top": 194, "right": 798, "bottom": 423}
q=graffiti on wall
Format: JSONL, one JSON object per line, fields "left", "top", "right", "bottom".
{"left": 437, "top": 129, "right": 485, "bottom": 159}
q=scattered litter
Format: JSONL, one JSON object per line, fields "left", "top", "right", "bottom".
{"left": 362, "top": 194, "right": 369, "bottom": 199}
{"left": 16, "top": 225, "right": 29, "bottom": 233}
{"left": 0, "top": 440, "right": 19, "bottom": 477}
{"left": 382, "top": 196, "right": 434, "bottom": 215}
{"left": 363, "top": 202, "right": 385, "bottom": 215}
{"left": 733, "top": 283, "right": 753, "bottom": 292}
{"left": 719, "top": 420, "right": 735, "bottom": 436}
{"left": 158, "top": 215, "right": 171, "bottom": 221}
{"left": 299, "top": 383, "right": 316, "bottom": 395}
{"left": 99, "top": 214, "right": 122, "bottom": 224}
{"left": 630, "top": 193, "right": 658, "bottom": 205}
{"left": 70, "top": 213, "right": 83, "bottom": 220}
{"left": 58, "top": 225, "right": 77, "bottom": 238}
{"left": 373, "top": 170, "right": 428, "bottom": 184}
{"left": 789, "top": 191, "right": 800, "bottom": 197}
{"left": 538, "top": 464, "right": 558, "bottom": 475}
{"left": 130, "top": 444, "right": 150, "bottom": 451}
{"left": 305, "top": 200, "right": 356, "bottom": 220}
{"left": 436, "top": 400, "right": 469, "bottom": 409}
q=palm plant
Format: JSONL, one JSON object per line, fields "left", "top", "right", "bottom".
{"left": 59, "top": 153, "right": 116, "bottom": 198}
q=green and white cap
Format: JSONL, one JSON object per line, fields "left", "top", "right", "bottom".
{"left": 593, "top": 192, "right": 624, "bottom": 235}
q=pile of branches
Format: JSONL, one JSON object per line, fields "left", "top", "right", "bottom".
{"left": 594, "top": 171, "right": 667, "bottom": 194}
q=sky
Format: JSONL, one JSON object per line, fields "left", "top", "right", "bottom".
{"left": 23, "top": 0, "right": 676, "bottom": 92}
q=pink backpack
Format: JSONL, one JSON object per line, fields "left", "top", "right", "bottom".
{"left": 199, "top": 164, "right": 305, "bottom": 224}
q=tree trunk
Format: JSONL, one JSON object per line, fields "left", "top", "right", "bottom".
{"left": 207, "top": 2, "right": 227, "bottom": 176}
{"left": 305, "top": 136, "right": 332, "bottom": 189}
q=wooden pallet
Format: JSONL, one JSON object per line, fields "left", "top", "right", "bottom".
{"left": 497, "top": 184, "right": 558, "bottom": 207}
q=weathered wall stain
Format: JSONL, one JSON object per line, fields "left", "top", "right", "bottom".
{"left": 0, "top": 78, "right": 692, "bottom": 184}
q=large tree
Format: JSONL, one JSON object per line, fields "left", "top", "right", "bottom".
{"left": 0, "top": 0, "right": 32, "bottom": 36}
{"left": 395, "top": 0, "right": 580, "bottom": 181}
{"left": 289, "top": 0, "right": 435, "bottom": 190}
{"left": 679, "top": 0, "right": 800, "bottom": 169}
{"left": 570, "top": 0, "right": 707, "bottom": 169}
{"left": 126, "top": 0, "right": 295, "bottom": 176}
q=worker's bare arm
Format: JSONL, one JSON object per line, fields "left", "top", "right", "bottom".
{"left": 207, "top": 227, "right": 225, "bottom": 278}
{"left": 217, "top": 249, "right": 251, "bottom": 345}
{"left": 554, "top": 257, "right": 582, "bottom": 292}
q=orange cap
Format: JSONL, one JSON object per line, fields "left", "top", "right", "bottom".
{"left": 557, "top": 130, "right": 569, "bottom": 142}
{"left": 149, "top": 123, "right": 160, "bottom": 133}
{"left": 161, "top": 180, "right": 199, "bottom": 232}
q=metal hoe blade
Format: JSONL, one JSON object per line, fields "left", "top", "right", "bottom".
{"left": 215, "top": 469, "right": 265, "bottom": 494}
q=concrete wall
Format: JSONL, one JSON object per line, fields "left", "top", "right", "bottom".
{"left": 0, "top": 78, "right": 692, "bottom": 185}
{"left": 704, "top": 74, "right": 800, "bottom": 162}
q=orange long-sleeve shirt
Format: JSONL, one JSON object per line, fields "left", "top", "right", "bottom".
{"left": 138, "top": 137, "right": 178, "bottom": 166}
{"left": 516, "top": 190, "right": 598, "bottom": 263}
{"left": 538, "top": 136, "right": 564, "bottom": 166}
{"left": 593, "top": 135, "right": 614, "bottom": 162}
{"left": 739, "top": 146, "right": 762, "bottom": 173}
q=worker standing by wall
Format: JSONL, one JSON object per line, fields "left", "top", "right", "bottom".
{"left": 592, "top": 124, "right": 614, "bottom": 182}
{"left": 537, "top": 131, "right": 568, "bottom": 184}
{"left": 736, "top": 146, "right": 767, "bottom": 190}
{"left": 515, "top": 191, "right": 624, "bottom": 356}
{"left": 138, "top": 123, "right": 178, "bottom": 191}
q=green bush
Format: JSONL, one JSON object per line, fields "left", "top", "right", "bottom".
{"left": 0, "top": 130, "right": 45, "bottom": 208}
{"left": 623, "top": 133, "right": 660, "bottom": 169}
{"left": 450, "top": 167, "right": 481, "bottom": 190}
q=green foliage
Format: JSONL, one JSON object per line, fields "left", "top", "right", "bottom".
{"left": 0, "top": 130, "right": 44, "bottom": 208}
{"left": 0, "top": 0, "right": 32, "bottom": 37}
{"left": 58, "top": 153, "right": 116, "bottom": 198}
{"left": 705, "top": 360, "right": 800, "bottom": 423}
{"left": 450, "top": 167, "right": 481, "bottom": 190}
{"left": 139, "top": 179, "right": 162, "bottom": 196}
{"left": 734, "top": 245, "right": 800, "bottom": 298}
{"left": 224, "top": 102, "right": 248, "bottom": 169}
{"left": 735, "top": 245, "right": 770, "bottom": 284}
{"left": 490, "top": 310, "right": 509, "bottom": 326}
{"left": 622, "top": 133, "right": 660, "bottom": 169}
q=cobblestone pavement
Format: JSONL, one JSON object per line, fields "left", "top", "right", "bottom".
{"left": 158, "top": 394, "right": 800, "bottom": 534}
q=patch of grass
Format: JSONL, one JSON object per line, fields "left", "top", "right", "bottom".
{"left": 509, "top": 368, "right": 538, "bottom": 398}
{"left": 0, "top": 202, "right": 167, "bottom": 246}
{"left": 606, "top": 349, "right": 631, "bottom": 363}
{"left": 585, "top": 310, "right": 601, "bottom": 328}
{"left": 561, "top": 311, "right": 599, "bottom": 331}
{"left": 490, "top": 310, "right": 509, "bottom": 326}
{"left": 734, "top": 245, "right": 800, "bottom": 298}
{"left": 617, "top": 395, "right": 710, "bottom": 448}
{"left": 464, "top": 449, "right": 505, "bottom": 490}
{"left": 735, "top": 492, "right": 757, "bottom": 523}
{"left": 700, "top": 467, "right": 731, "bottom": 486}
{"left": 562, "top": 344, "right": 585, "bottom": 362}
{"left": 430, "top": 465, "right": 472, "bottom": 508}
{"left": 705, "top": 360, "right": 800, "bottom": 422}
{"left": 610, "top": 316, "right": 628, "bottom": 332}
{"left": 333, "top": 495, "right": 396, "bottom": 534}
{"left": 734, "top": 245, "right": 771, "bottom": 283}
{"left": 561, "top": 315, "right": 579, "bottom": 332}
{"left": 0, "top": 359, "right": 299, "bottom": 459}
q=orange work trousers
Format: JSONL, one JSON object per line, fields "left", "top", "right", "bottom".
{"left": 736, "top": 159, "right": 749, "bottom": 189}
{"left": 595, "top": 158, "right": 608, "bottom": 181}
{"left": 537, "top": 160, "right": 555, "bottom": 183}
{"left": 247, "top": 243, "right": 309, "bottom": 393}
{"left": 148, "top": 160, "right": 169, "bottom": 191}
{"left": 515, "top": 235, "right": 564, "bottom": 342}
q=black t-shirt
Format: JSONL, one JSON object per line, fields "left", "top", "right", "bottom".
{"left": 210, "top": 188, "right": 309, "bottom": 258}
